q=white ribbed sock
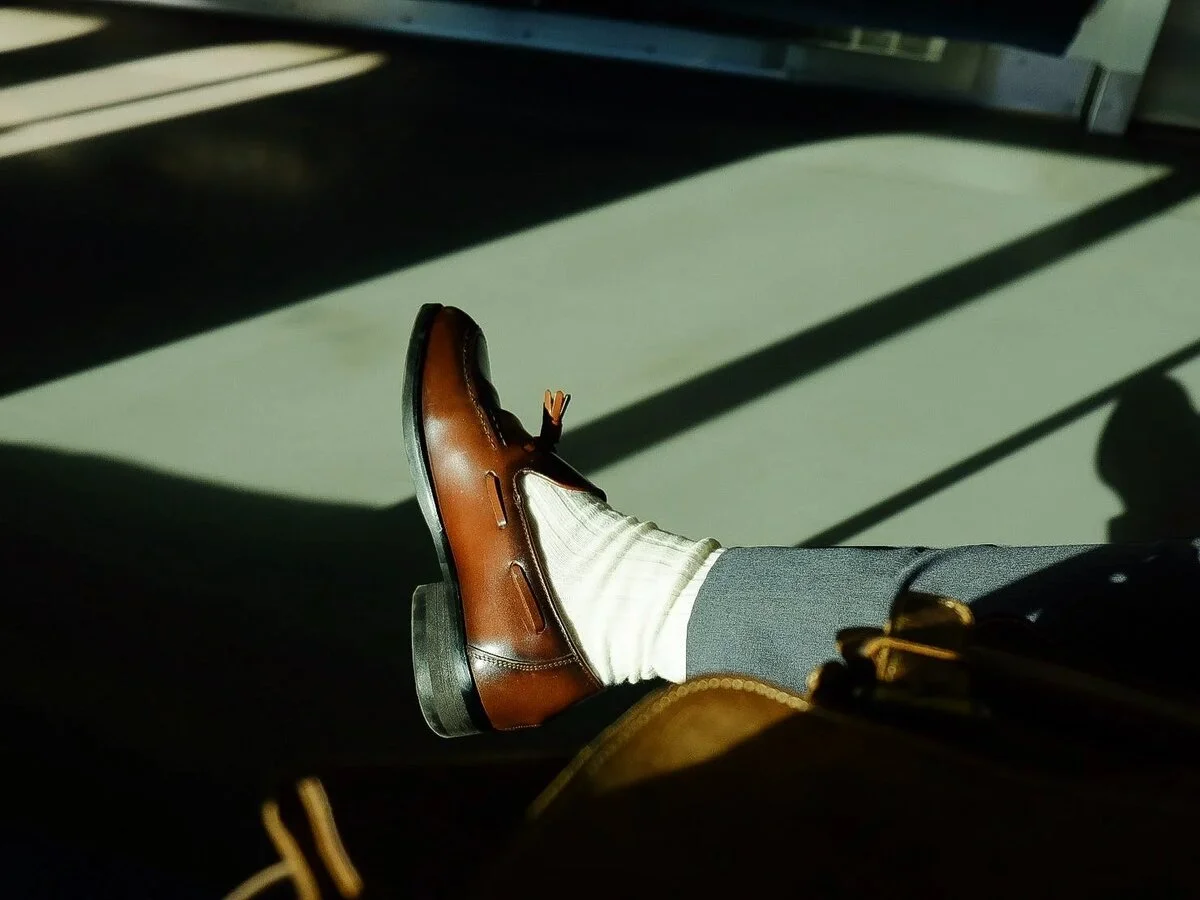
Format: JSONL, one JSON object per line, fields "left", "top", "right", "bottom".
{"left": 520, "top": 473, "right": 724, "bottom": 686}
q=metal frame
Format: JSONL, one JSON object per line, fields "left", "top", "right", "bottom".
{"left": 1066, "top": 0, "right": 1174, "bottom": 133}
{"left": 91, "top": 0, "right": 1167, "bottom": 133}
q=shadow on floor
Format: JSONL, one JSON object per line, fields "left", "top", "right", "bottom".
{"left": 1097, "top": 372, "right": 1200, "bottom": 542}
{"left": 0, "top": 443, "right": 650, "bottom": 893}
{"left": 958, "top": 376, "right": 1200, "bottom": 687}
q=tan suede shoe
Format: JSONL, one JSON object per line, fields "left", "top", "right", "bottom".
{"left": 403, "top": 304, "right": 605, "bottom": 737}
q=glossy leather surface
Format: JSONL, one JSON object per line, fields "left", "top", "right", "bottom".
{"left": 420, "top": 307, "right": 604, "bottom": 729}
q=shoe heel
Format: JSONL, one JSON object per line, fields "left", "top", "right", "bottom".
{"left": 412, "top": 581, "right": 486, "bottom": 738}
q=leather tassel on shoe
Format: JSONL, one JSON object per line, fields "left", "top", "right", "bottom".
{"left": 539, "top": 390, "right": 570, "bottom": 449}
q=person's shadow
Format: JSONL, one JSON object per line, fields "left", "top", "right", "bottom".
{"left": 1097, "top": 372, "right": 1200, "bottom": 542}
{"left": 963, "top": 373, "right": 1200, "bottom": 698}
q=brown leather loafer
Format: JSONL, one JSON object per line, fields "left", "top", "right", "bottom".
{"left": 403, "top": 304, "right": 605, "bottom": 737}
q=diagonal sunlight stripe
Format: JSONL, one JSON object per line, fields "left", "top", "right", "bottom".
{"left": 799, "top": 337, "right": 1200, "bottom": 548}
{"left": 0, "top": 9, "right": 104, "bottom": 55}
{"left": 0, "top": 43, "right": 346, "bottom": 128}
{"left": 0, "top": 52, "right": 386, "bottom": 160}
{"left": 557, "top": 171, "right": 1200, "bottom": 474}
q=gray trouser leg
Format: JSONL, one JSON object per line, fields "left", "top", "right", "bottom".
{"left": 686, "top": 541, "right": 1200, "bottom": 693}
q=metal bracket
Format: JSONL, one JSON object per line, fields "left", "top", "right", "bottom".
{"left": 86, "top": 0, "right": 1138, "bottom": 131}
{"left": 1066, "top": 0, "right": 1174, "bottom": 134}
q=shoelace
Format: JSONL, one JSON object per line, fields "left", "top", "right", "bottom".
{"left": 223, "top": 861, "right": 291, "bottom": 900}
{"left": 222, "top": 778, "right": 362, "bottom": 900}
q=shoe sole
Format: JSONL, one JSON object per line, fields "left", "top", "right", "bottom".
{"left": 403, "top": 303, "right": 489, "bottom": 738}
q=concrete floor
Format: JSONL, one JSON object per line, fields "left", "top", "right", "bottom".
{"left": 4, "top": 5, "right": 1200, "bottom": 896}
